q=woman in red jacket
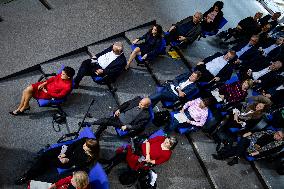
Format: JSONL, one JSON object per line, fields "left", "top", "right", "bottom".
{"left": 102, "top": 135, "right": 177, "bottom": 174}
{"left": 9, "top": 66, "right": 75, "bottom": 115}
{"left": 49, "top": 171, "right": 90, "bottom": 189}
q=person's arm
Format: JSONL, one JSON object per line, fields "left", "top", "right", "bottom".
{"left": 45, "top": 75, "right": 57, "bottom": 84}
{"left": 46, "top": 83, "right": 72, "bottom": 99}
{"left": 145, "top": 141, "right": 151, "bottom": 162}
{"left": 103, "top": 55, "right": 127, "bottom": 76}
{"left": 53, "top": 176, "right": 72, "bottom": 188}
{"left": 125, "top": 111, "right": 150, "bottom": 130}
{"left": 188, "top": 110, "right": 208, "bottom": 127}
{"left": 182, "top": 100, "right": 194, "bottom": 111}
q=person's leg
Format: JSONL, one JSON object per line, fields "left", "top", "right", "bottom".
{"left": 227, "top": 137, "right": 251, "bottom": 166}
{"left": 126, "top": 47, "right": 141, "bottom": 68}
{"left": 150, "top": 88, "right": 178, "bottom": 106}
{"left": 93, "top": 117, "right": 122, "bottom": 139}
{"left": 74, "top": 59, "right": 96, "bottom": 86}
{"left": 104, "top": 151, "right": 127, "bottom": 174}
{"left": 195, "top": 64, "right": 214, "bottom": 82}
{"left": 13, "top": 85, "right": 34, "bottom": 114}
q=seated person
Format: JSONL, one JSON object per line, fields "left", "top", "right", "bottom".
{"left": 213, "top": 130, "right": 284, "bottom": 166}
{"left": 219, "top": 12, "right": 263, "bottom": 42}
{"left": 166, "top": 98, "right": 212, "bottom": 133}
{"left": 165, "top": 12, "right": 202, "bottom": 48}
{"left": 209, "top": 79, "right": 253, "bottom": 107}
{"left": 257, "top": 37, "right": 284, "bottom": 61}
{"left": 270, "top": 25, "right": 284, "bottom": 40}
{"left": 90, "top": 97, "right": 152, "bottom": 139}
{"left": 240, "top": 60, "right": 283, "bottom": 83}
{"left": 262, "top": 83, "right": 284, "bottom": 109}
{"left": 150, "top": 71, "right": 201, "bottom": 106}
{"left": 195, "top": 50, "right": 236, "bottom": 82}
{"left": 201, "top": 1, "right": 224, "bottom": 32}
{"left": 215, "top": 97, "right": 270, "bottom": 149}
{"left": 9, "top": 66, "right": 75, "bottom": 116}
{"left": 74, "top": 42, "right": 126, "bottom": 88}
{"left": 126, "top": 24, "right": 163, "bottom": 69}
{"left": 102, "top": 135, "right": 177, "bottom": 174}
{"left": 259, "top": 12, "right": 281, "bottom": 31}
{"left": 49, "top": 171, "right": 90, "bottom": 189}
{"left": 15, "top": 138, "right": 100, "bottom": 185}
{"left": 258, "top": 23, "right": 272, "bottom": 47}
{"left": 231, "top": 35, "right": 259, "bottom": 65}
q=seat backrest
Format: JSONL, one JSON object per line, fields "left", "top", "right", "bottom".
{"left": 158, "top": 38, "right": 167, "bottom": 54}
{"left": 218, "top": 17, "right": 228, "bottom": 29}
{"left": 89, "top": 163, "right": 109, "bottom": 189}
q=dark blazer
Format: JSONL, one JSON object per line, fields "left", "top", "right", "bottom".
{"left": 203, "top": 7, "right": 223, "bottom": 31}
{"left": 259, "top": 15, "right": 278, "bottom": 30}
{"left": 174, "top": 16, "right": 202, "bottom": 44}
{"left": 115, "top": 96, "right": 151, "bottom": 131}
{"left": 232, "top": 42, "right": 259, "bottom": 62}
{"left": 171, "top": 72, "right": 199, "bottom": 98}
{"left": 203, "top": 52, "right": 234, "bottom": 82}
{"left": 95, "top": 46, "right": 127, "bottom": 81}
{"left": 238, "top": 16, "right": 260, "bottom": 37}
{"left": 138, "top": 32, "right": 162, "bottom": 59}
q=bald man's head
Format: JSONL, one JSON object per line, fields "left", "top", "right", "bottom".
{"left": 139, "top": 97, "right": 151, "bottom": 109}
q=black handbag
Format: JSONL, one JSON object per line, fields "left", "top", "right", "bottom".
{"left": 153, "top": 110, "right": 171, "bottom": 127}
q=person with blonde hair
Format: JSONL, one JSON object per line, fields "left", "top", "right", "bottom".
{"left": 49, "top": 171, "right": 90, "bottom": 189}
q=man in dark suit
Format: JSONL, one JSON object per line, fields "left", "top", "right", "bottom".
{"left": 259, "top": 12, "right": 281, "bottom": 31}
{"left": 231, "top": 35, "right": 259, "bottom": 65}
{"left": 74, "top": 42, "right": 127, "bottom": 88}
{"left": 92, "top": 97, "right": 152, "bottom": 138}
{"left": 165, "top": 12, "right": 203, "bottom": 48}
{"left": 195, "top": 50, "right": 236, "bottom": 82}
{"left": 150, "top": 71, "right": 201, "bottom": 105}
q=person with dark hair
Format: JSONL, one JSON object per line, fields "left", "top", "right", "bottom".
{"left": 126, "top": 24, "right": 163, "bottom": 69}
{"left": 150, "top": 71, "right": 201, "bottom": 106}
{"left": 73, "top": 42, "right": 126, "bottom": 88}
{"left": 102, "top": 135, "right": 177, "bottom": 174}
{"left": 219, "top": 12, "right": 263, "bottom": 42}
{"left": 15, "top": 138, "right": 100, "bottom": 185}
{"left": 195, "top": 50, "right": 236, "bottom": 82}
{"left": 213, "top": 130, "right": 284, "bottom": 166}
{"left": 9, "top": 66, "right": 75, "bottom": 115}
{"left": 201, "top": 1, "right": 224, "bottom": 32}
{"left": 166, "top": 97, "right": 212, "bottom": 133}
{"left": 165, "top": 12, "right": 203, "bottom": 48}
{"left": 259, "top": 12, "right": 281, "bottom": 31}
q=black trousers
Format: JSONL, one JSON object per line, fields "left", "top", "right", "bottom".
{"left": 94, "top": 117, "right": 123, "bottom": 138}
{"left": 195, "top": 64, "right": 214, "bottom": 82}
{"left": 25, "top": 146, "right": 71, "bottom": 180}
{"left": 74, "top": 59, "right": 102, "bottom": 84}
{"left": 219, "top": 137, "right": 251, "bottom": 158}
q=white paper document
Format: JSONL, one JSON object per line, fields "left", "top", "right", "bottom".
{"left": 29, "top": 180, "right": 52, "bottom": 189}
{"left": 174, "top": 112, "right": 189, "bottom": 123}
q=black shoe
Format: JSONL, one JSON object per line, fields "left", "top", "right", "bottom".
{"left": 15, "top": 176, "right": 28, "bottom": 185}
{"left": 228, "top": 157, "right": 239, "bottom": 166}
{"left": 9, "top": 110, "right": 24, "bottom": 116}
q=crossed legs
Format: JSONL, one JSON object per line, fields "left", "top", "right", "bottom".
{"left": 11, "top": 85, "right": 33, "bottom": 114}
{"left": 126, "top": 47, "right": 141, "bottom": 69}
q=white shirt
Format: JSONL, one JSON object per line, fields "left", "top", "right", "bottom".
{"left": 97, "top": 51, "right": 119, "bottom": 69}
{"left": 170, "top": 80, "right": 193, "bottom": 96}
{"left": 236, "top": 43, "right": 252, "bottom": 58}
{"left": 205, "top": 56, "right": 228, "bottom": 76}
{"left": 252, "top": 67, "right": 271, "bottom": 80}
{"left": 263, "top": 44, "right": 278, "bottom": 57}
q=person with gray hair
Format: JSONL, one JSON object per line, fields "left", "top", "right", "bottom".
{"left": 74, "top": 42, "right": 127, "bottom": 88}
{"left": 165, "top": 11, "right": 203, "bottom": 48}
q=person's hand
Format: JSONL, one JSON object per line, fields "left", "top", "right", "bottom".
{"left": 42, "top": 88, "right": 48, "bottom": 93}
{"left": 58, "top": 153, "right": 66, "bottom": 159}
{"left": 263, "top": 93, "right": 271, "bottom": 98}
{"left": 250, "top": 151, "right": 259, "bottom": 156}
{"left": 121, "top": 125, "right": 127, "bottom": 131}
{"left": 234, "top": 59, "right": 241, "bottom": 64}
{"left": 95, "top": 69, "right": 104, "bottom": 75}
{"left": 38, "top": 84, "right": 44, "bottom": 90}
{"left": 254, "top": 80, "right": 261, "bottom": 84}
{"left": 243, "top": 132, "right": 252, "bottom": 137}
{"left": 114, "top": 109, "right": 120, "bottom": 117}
{"left": 186, "top": 120, "right": 192, "bottom": 124}
{"left": 178, "top": 91, "right": 186, "bottom": 97}
{"left": 91, "top": 55, "right": 97, "bottom": 59}
{"left": 212, "top": 77, "right": 220, "bottom": 82}
{"left": 59, "top": 157, "right": 69, "bottom": 164}
{"left": 169, "top": 25, "right": 176, "bottom": 32}
{"left": 132, "top": 39, "right": 139, "bottom": 44}
{"left": 178, "top": 36, "right": 186, "bottom": 41}
{"left": 247, "top": 69, "right": 252, "bottom": 76}
{"left": 145, "top": 154, "right": 151, "bottom": 162}
{"left": 219, "top": 94, "right": 225, "bottom": 100}
{"left": 142, "top": 54, "right": 147, "bottom": 60}
{"left": 48, "top": 184, "right": 56, "bottom": 189}
{"left": 236, "top": 25, "right": 242, "bottom": 30}
{"left": 197, "top": 62, "right": 204, "bottom": 65}
{"left": 125, "top": 64, "right": 130, "bottom": 70}
{"left": 180, "top": 109, "right": 184, "bottom": 113}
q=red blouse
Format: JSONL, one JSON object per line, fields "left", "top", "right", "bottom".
{"left": 219, "top": 81, "right": 247, "bottom": 104}
{"left": 32, "top": 73, "right": 72, "bottom": 99}
{"left": 126, "top": 136, "right": 172, "bottom": 170}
